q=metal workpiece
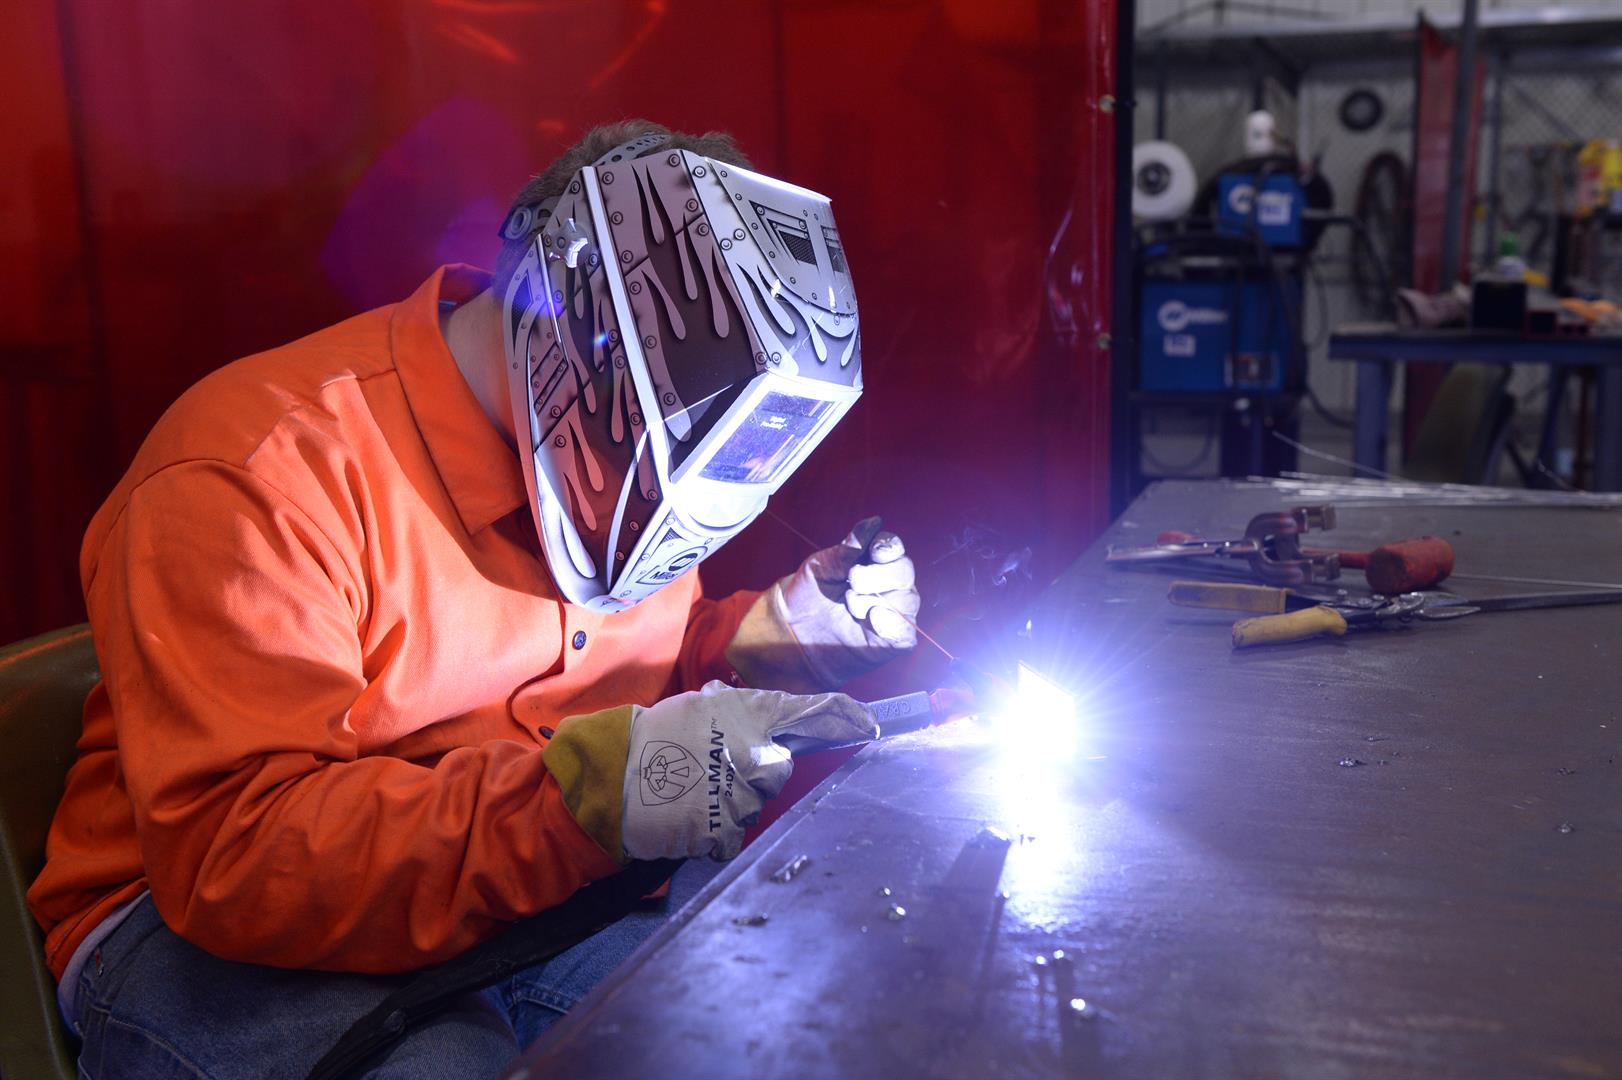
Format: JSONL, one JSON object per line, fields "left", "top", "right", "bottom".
{"left": 514, "top": 479, "right": 1622, "bottom": 1079}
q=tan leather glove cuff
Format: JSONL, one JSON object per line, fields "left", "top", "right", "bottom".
{"left": 541, "top": 705, "right": 636, "bottom": 865}
{"left": 723, "top": 581, "right": 832, "bottom": 694}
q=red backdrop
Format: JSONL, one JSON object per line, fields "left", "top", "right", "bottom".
{"left": 2, "top": 1, "right": 1119, "bottom": 774}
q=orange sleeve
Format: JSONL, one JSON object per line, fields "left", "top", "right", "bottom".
{"left": 87, "top": 461, "right": 621, "bottom": 973}
{"left": 669, "top": 578, "right": 762, "bottom": 694}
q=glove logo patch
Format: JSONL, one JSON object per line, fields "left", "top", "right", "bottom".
{"left": 639, "top": 741, "right": 705, "bottom": 805}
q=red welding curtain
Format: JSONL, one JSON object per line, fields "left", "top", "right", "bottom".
{"left": 1, "top": 2, "right": 1118, "bottom": 694}
{"left": 1405, "top": 14, "right": 1486, "bottom": 453}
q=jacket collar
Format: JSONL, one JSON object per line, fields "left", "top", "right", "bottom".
{"left": 391, "top": 265, "right": 527, "bottom": 536}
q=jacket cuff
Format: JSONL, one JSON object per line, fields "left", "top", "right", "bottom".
{"left": 723, "top": 580, "right": 833, "bottom": 694}
{"left": 541, "top": 705, "right": 636, "bottom": 865}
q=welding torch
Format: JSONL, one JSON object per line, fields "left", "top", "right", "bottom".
{"left": 774, "top": 687, "right": 978, "bottom": 757}
{"left": 761, "top": 511, "right": 1028, "bottom": 756}
{"left": 771, "top": 649, "right": 1028, "bottom": 758}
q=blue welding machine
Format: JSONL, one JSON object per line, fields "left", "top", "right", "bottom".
{"left": 1216, "top": 173, "right": 1305, "bottom": 248}
{"left": 1137, "top": 277, "right": 1298, "bottom": 394}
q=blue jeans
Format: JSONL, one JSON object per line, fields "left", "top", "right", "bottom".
{"left": 70, "top": 860, "right": 719, "bottom": 1079}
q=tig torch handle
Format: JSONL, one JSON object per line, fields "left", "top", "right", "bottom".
{"left": 776, "top": 690, "right": 939, "bottom": 758}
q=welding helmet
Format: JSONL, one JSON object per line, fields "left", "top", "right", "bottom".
{"left": 500, "top": 133, "right": 862, "bottom": 612}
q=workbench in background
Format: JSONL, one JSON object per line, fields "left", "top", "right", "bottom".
{"left": 511, "top": 478, "right": 1622, "bottom": 1079}
{"left": 1329, "top": 323, "right": 1622, "bottom": 489}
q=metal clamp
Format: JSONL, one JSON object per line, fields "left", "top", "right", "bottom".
{"left": 1241, "top": 505, "right": 1339, "bottom": 585}
{"left": 1105, "top": 504, "right": 1342, "bottom": 585}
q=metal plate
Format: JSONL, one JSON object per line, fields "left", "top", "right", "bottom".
{"left": 512, "top": 479, "right": 1622, "bottom": 1079}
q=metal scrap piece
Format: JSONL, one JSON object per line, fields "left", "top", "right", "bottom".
{"left": 967, "top": 826, "right": 1013, "bottom": 850}
{"left": 769, "top": 854, "right": 812, "bottom": 883}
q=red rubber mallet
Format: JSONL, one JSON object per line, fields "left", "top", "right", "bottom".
{"left": 1331, "top": 536, "right": 1454, "bottom": 594}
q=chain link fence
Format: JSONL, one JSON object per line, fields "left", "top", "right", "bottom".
{"left": 1486, "top": 66, "right": 1622, "bottom": 287}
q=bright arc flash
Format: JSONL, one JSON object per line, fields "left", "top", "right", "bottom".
{"left": 996, "top": 661, "right": 1080, "bottom": 760}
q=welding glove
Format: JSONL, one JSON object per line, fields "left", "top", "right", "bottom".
{"left": 541, "top": 681, "right": 876, "bottom": 862}
{"left": 725, "top": 517, "right": 920, "bottom": 693}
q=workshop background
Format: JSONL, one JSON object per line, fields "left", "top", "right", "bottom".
{"left": 0, "top": 1, "right": 1119, "bottom": 660}
{"left": 8, "top": 0, "right": 1622, "bottom": 661}
{"left": 1132, "top": 0, "right": 1622, "bottom": 487}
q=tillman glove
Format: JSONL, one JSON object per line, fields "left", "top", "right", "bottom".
{"left": 726, "top": 517, "right": 920, "bottom": 692}
{"left": 542, "top": 682, "right": 876, "bottom": 862}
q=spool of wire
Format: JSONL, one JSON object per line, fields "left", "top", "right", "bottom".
{"left": 1131, "top": 140, "right": 1197, "bottom": 222}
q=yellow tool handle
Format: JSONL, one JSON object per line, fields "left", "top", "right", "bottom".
{"left": 1168, "top": 580, "right": 1291, "bottom": 614}
{"left": 1232, "top": 606, "right": 1349, "bottom": 648}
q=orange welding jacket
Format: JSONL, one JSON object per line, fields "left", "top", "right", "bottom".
{"left": 27, "top": 265, "right": 761, "bottom": 976}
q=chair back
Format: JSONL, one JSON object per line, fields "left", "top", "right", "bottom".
{"left": 0, "top": 625, "right": 99, "bottom": 1080}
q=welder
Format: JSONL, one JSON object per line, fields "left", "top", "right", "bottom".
{"left": 27, "top": 120, "right": 920, "bottom": 1077}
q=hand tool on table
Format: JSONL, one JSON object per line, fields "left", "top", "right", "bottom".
{"left": 1167, "top": 579, "right": 1622, "bottom": 648}
{"left": 1122, "top": 511, "right": 1454, "bottom": 594}
{"left": 1106, "top": 506, "right": 1340, "bottom": 585}
{"left": 1304, "top": 536, "right": 1454, "bottom": 594}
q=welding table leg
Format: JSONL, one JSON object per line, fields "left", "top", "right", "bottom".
{"left": 1353, "top": 358, "right": 1393, "bottom": 478}
{"left": 1534, "top": 368, "right": 1568, "bottom": 487}
{"left": 1595, "top": 364, "right": 1622, "bottom": 491}
{"left": 1249, "top": 401, "right": 1266, "bottom": 476}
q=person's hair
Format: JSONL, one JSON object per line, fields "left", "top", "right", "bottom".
{"left": 493, "top": 119, "right": 753, "bottom": 288}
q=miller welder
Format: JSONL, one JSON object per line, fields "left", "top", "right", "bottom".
{"left": 1138, "top": 275, "right": 1298, "bottom": 394}
{"left": 1139, "top": 170, "right": 1306, "bottom": 395}
{"left": 1129, "top": 158, "right": 1329, "bottom": 488}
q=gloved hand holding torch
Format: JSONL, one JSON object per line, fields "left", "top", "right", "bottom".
{"left": 542, "top": 682, "right": 877, "bottom": 861}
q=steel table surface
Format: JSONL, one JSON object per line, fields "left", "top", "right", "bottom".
{"left": 1326, "top": 323, "right": 1622, "bottom": 490}
{"left": 510, "top": 479, "right": 1622, "bottom": 1079}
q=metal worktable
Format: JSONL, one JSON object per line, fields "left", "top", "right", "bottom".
{"left": 1327, "top": 323, "right": 1622, "bottom": 490}
{"left": 511, "top": 479, "right": 1622, "bottom": 1079}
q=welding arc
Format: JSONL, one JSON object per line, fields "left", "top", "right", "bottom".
{"left": 762, "top": 507, "right": 958, "bottom": 663}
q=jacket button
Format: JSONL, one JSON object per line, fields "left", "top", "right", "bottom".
{"left": 572, "top": 630, "right": 588, "bottom": 650}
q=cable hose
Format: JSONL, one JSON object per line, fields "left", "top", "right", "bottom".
{"left": 305, "top": 858, "right": 681, "bottom": 1080}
